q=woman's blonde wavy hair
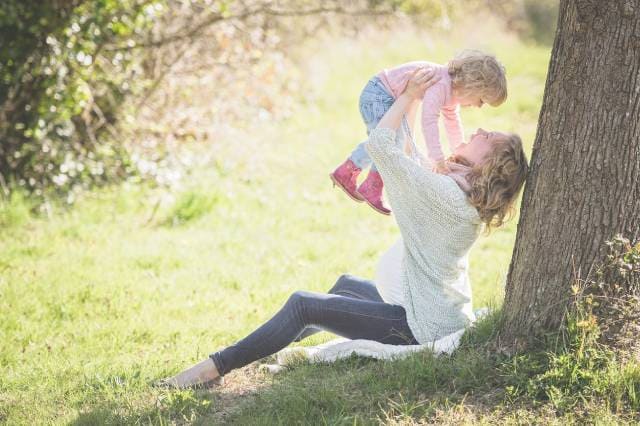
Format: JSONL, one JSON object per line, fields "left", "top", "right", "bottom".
{"left": 450, "top": 133, "right": 528, "bottom": 233}
{"left": 448, "top": 49, "right": 507, "bottom": 107}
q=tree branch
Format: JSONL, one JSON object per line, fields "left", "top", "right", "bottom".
{"left": 103, "top": 4, "right": 393, "bottom": 52}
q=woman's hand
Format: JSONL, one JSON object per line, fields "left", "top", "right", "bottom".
{"left": 376, "top": 68, "right": 439, "bottom": 131}
{"left": 404, "top": 67, "right": 440, "bottom": 100}
{"left": 433, "top": 159, "right": 452, "bottom": 175}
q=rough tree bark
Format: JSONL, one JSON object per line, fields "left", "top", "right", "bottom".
{"left": 501, "top": 0, "right": 640, "bottom": 342}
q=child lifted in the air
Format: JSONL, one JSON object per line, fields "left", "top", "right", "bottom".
{"left": 330, "top": 49, "right": 507, "bottom": 215}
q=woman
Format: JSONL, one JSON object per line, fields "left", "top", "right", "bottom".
{"left": 159, "top": 69, "right": 529, "bottom": 389}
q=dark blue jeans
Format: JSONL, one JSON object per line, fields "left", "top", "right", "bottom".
{"left": 209, "top": 274, "right": 418, "bottom": 376}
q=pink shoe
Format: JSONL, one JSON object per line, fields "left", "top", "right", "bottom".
{"left": 330, "top": 159, "right": 364, "bottom": 202}
{"left": 356, "top": 171, "right": 391, "bottom": 215}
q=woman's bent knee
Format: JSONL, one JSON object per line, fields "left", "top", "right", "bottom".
{"left": 330, "top": 274, "right": 355, "bottom": 293}
{"left": 286, "top": 290, "right": 322, "bottom": 323}
{"left": 286, "top": 290, "right": 316, "bottom": 307}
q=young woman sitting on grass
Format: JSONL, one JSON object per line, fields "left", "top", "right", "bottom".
{"left": 159, "top": 68, "right": 529, "bottom": 389}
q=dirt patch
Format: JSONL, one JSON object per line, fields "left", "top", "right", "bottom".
{"left": 204, "top": 362, "right": 278, "bottom": 423}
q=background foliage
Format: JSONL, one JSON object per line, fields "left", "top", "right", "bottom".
{"left": 0, "top": 0, "right": 557, "bottom": 207}
{"left": 0, "top": 0, "right": 161, "bottom": 202}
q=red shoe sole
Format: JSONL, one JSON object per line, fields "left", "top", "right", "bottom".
{"left": 330, "top": 173, "right": 365, "bottom": 203}
{"left": 355, "top": 189, "right": 391, "bottom": 215}
{"left": 362, "top": 198, "right": 392, "bottom": 216}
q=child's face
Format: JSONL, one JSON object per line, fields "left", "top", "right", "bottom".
{"left": 458, "top": 93, "right": 485, "bottom": 108}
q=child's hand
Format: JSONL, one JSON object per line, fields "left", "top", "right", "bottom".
{"left": 433, "top": 160, "right": 451, "bottom": 175}
{"left": 404, "top": 67, "right": 440, "bottom": 100}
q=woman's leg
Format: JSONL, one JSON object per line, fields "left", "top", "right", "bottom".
{"left": 328, "top": 274, "right": 384, "bottom": 302}
{"left": 209, "top": 288, "right": 417, "bottom": 377}
{"left": 293, "top": 274, "right": 383, "bottom": 342}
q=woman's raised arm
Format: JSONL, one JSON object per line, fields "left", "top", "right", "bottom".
{"left": 365, "top": 68, "right": 466, "bottom": 225}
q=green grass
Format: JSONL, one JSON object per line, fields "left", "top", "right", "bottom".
{"left": 2, "top": 20, "right": 636, "bottom": 425}
{"left": 226, "top": 313, "right": 640, "bottom": 425}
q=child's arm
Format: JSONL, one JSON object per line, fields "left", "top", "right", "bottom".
{"left": 403, "top": 100, "right": 419, "bottom": 156}
{"left": 442, "top": 105, "right": 465, "bottom": 152}
{"left": 421, "top": 86, "right": 451, "bottom": 173}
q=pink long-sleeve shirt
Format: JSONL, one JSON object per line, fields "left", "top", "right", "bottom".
{"left": 377, "top": 62, "right": 464, "bottom": 163}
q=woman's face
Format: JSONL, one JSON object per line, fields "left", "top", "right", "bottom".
{"left": 454, "top": 128, "right": 509, "bottom": 166}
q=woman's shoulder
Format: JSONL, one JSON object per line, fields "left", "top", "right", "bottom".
{"left": 431, "top": 177, "right": 482, "bottom": 223}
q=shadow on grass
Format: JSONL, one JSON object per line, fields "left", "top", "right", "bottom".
{"left": 71, "top": 391, "right": 219, "bottom": 425}
{"left": 69, "top": 362, "right": 274, "bottom": 425}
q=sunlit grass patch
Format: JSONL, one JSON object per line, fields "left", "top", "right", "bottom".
{"left": 160, "top": 190, "right": 224, "bottom": 227}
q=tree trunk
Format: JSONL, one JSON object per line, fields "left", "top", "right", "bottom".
{"left": 501, "top": 0, "right": 640, "bottom": 342}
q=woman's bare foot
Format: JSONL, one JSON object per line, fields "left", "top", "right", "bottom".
{"left": 159, "top": 358, "right": 223, "bottom": 389}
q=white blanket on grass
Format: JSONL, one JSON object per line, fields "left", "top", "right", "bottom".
{"left": 267, "top": 308, "right": 488, "bottom": 369}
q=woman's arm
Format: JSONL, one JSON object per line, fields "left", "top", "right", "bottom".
{"left": 376, "top": 93, "right": 415, "bottom": 131}
{"left": 365, "top": 69, "right": 466, "bottom": 221}
{"left": 403, "top": 101, "right": 419, "bottom": 156}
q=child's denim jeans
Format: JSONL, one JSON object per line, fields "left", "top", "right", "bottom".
{"left": 349, "top": 77, "right": 415, "bottom": 171}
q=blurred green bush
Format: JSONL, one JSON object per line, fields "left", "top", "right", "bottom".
{"left": 1, "top": 0, "right": 388, "bottom": 205}
{"left": 0, "top": 0, "right": 162, "bottom": 202}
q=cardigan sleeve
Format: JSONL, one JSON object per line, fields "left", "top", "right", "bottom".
{"left": 365, "top": 127, "right": 464, "bottom": 215}
{"left": 366, "top": 127, "right": 478, "bottom": 282}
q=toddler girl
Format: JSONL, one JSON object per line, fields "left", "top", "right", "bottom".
{"left": 330, "top": 49, "right": 507, "bottom": 215}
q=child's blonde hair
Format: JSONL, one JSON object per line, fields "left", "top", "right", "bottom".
{"left": 450, "top": 133, "right": 528, "bottom": 233}
{"left": 448, "top": 49, "right": 507, "bottom": 107}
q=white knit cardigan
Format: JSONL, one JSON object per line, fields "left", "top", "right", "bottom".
{"left": 365, "top": 127, "right": 483, "bottom": 344}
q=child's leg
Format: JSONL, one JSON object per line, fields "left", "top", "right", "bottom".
{"left": 347, "top": 78, "right": 396, "bottom": 171}
{"left": 334, "top": 77, "right": 398, "bottom": 212}
{"left": 349, "top": 141, "right": 373, "bottom": 170}
{"left": 356, "top": 96, "right": 409, "bottom": 215}
{"left": 331, "top": 78, "right": 394, "bottom": 203}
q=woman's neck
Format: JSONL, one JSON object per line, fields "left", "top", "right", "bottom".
{"left": 445, "top": 156, "right": 473, "bottom": 193}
